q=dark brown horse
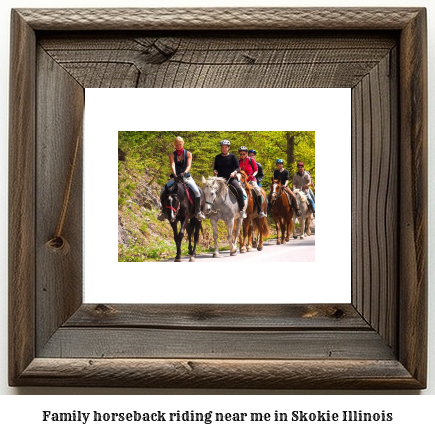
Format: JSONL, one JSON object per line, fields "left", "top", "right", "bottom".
{"left": 238, "top": 171, "right": 270, "bottom": 252}
{"left": 267, "top": 177, "right": 294, "bottom": 244}
{"left": 161, "top": 174, "right": 204, "bottom": 262}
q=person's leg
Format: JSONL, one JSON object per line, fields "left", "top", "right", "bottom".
{"left": 285, "top": 187, "right": 301, "bottom": 216}
{"left": 230, "top": 178, "right": 247, "bottom": 218}
{"left": 185, "top": 177, "right": 205, "bottom": 220}
{"left": 251, "top": 181, "right": 266, "bottom": 218}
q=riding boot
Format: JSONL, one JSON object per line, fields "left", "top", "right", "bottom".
{"left": 238, "top": 194, "right": 247, "bottom": 219}
{"left": 288, "top": 191, "right": 301, "bottom": 217}
{"left": 257, "top": 194, "right": 266, "bottom": 218}
{"left": 194, "top": 196, "right": 205, "bottom": 221}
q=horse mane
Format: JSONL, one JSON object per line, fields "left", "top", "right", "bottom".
{"left": 203, "top": 176, "right": 227, "bottom": 197}
{"left": 294, "top": 188, "right": 307, "bottom": 202}
{"left": 165, "top": 177, "right": 186, "bottom": 202}
{"left": 239, "top": 170, "right": 253, "bottom": 191}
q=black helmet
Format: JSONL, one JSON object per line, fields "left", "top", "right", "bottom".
{"left": 238, "top": 146, "right": 248, "bottom": 153}
{"left": 248, "top": 149, "right": 257, "bottom": 155}
{"left": 220, "top": 139, "right": 230, "bottom": 147}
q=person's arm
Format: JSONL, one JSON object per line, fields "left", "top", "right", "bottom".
{"left": 230, "top": 154, "right": 240, "bottom": 178}
{"left": 251, "top": 159, "right": 258, "bottom": 178}
{"left": 183, "top": 151, "right": 193, "bottom": 175}
{"left": 213, "top": 156, "right": 218, "bottom": 176}
{"left": 282, "top": 170, "right": 289, "bottom": 188}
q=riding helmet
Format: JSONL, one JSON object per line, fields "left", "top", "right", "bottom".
{"left": 238, "top": 146, "right": 248, "bottom": 153}
{"left": 276, "top": 158, "right": 284, "bottom": 164}
{"left": 220, "top": 139, "right": 231, "bottom": 147}
{"left": 248, "top": 149, "right": 257, "bottom": 155}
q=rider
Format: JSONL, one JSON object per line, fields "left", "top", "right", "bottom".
{"left": 273, "top": 159, "right": 301, "bottom": 216}
{"left": 213, "top": 139, "right": 247, "bottom": 219}
{"left": 157, "top": 136, "right": 205, "bottom": 221}
{"left": 292, "top": 161, "right": 315, "bottom": 214}
{"left": 239, "top": 146, "right": 266, "bottom": 218}
{"left": 248, "top": 149, "right": 264, "bottom": 187}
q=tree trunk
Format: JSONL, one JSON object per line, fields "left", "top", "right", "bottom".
{"left": 286, "top": 132, "right": 295, "bottom": 174}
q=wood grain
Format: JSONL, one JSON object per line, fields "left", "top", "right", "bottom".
{"left": 16, "top": 8, "right": 423, "bottom": 31}
{"left": 8, "top": 9, "right": 36, "bottom": 387}
{"left": 38, "top": 33, "right": 396, "bottom": 89}
{"left": 65, "top": 304, "right": 368, "bottom": 329}
{"left": 17, "top": 358, "right": 420, "bottom": 389}
{"left": 8, "top": 7, "right": 427, "bottom": 389}
{"left": 398, "top": 8, "right": 428, "bottom": 386}
{"left": 35, "top": 47, "right": 84, "bottom": 353}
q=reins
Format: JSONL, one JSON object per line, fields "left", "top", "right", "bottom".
{"left": 204, "top": 178, "right": 229, "bottom": 214}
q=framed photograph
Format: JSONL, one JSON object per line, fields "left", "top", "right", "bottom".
{"left": 9, "top": 8, "right": 427, "bottom": 388}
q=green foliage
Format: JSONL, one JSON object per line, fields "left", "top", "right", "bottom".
{"left": 118, "top": 131, "right": 315, "bottom": 190}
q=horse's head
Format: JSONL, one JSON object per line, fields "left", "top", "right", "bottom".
{"left": 164, "top": 182, "right": 180, "bottom": 222}
{"left": 270, "top": 178, "right": 281, "bottom": 204}
{"left": 293, "top": 188, "right": 307, "bottom": 206}
{"left": 174, "top": 173, "right": 185, "bottom": 184}
{"left": 202, "top": 177, "right": 218, "bottom": 215}
{"left": 239, "top": 170, "right": 253, "bottom": 191}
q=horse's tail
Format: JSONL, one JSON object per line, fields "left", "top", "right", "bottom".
{"left": 254, "top": 217, "right": 270, "bottom": 238}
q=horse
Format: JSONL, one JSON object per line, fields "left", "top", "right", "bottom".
{"left": 292, "top": 188, "right": 312, "bottom": 240}
{"left": 267, "top": 177, "right": 294, "bottom": 244}
{"left": 202, "top": 176, "right": 245, "bottom": 258}
{"left": 238, "top": 170, "right": 269, "bottom": 252}
{"left": 161, "top": 174, "right": 204, "bottom": 262}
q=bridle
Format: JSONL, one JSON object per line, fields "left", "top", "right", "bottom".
{"left": 270, "top": 182, "right": 283, "bottom": 206}
{"left": 164, "top": 192, "right": 180, "bottom": 217}
{"left": 204, "top": 180, "right": 228, "bottom": 214}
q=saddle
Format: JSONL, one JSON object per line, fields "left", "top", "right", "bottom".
{"left": 228, "top": 183, "right": 247, "bottom": 201}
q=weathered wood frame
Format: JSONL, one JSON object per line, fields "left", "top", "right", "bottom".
{"left": 9, "top": 8, "right": 427, "bottom": 388}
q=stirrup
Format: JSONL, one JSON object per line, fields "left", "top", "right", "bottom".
{"left": 258, "top": 210, "right": 267, "bottom": 218}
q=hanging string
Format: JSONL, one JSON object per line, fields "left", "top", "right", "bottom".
{"left": 45, "top": 131, "right": 81, "bottom": 255}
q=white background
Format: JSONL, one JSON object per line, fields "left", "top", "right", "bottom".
{"left": 85, "top": 88, "right": 351, "bottom": 303}
{"left": 0, "top": 0, "right": 434, "bottom": 424}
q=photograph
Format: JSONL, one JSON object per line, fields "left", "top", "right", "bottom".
{"left": 118, "top": 131, "right": 315, "bottom": 263}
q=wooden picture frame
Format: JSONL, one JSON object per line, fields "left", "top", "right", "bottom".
{"left": 9, "top": 8, "right": 427, "bottom": 388}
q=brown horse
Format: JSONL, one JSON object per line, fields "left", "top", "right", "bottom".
{"left": 267, "top": 177, "right": 294, "bottom": 244}
{"left": 238, "top": 171, "right": 270, "bottom": 252}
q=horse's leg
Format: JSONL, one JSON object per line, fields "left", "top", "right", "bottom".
{"left": 292, "top": 215, "right": 298, "bottom": 239}
{"left": 211, "top": 217, "right": 220, "bottom": 258}
{"left": 306, "top": 214, "right": 312, "bottom": 236}
{"left": 284, "top": 214, "right": 290, "bottom": 242}
{"left": 189, "top": 219, "right": 200, "bottom": 262}
{"left": 300, "top": 217, "right": 306, "bottom": 240}
{"left": 240, "top": 217, "right": 249, "bottom": 253}
{"left": 273, "top": 213, "right": 280, "bottom": 244}
{"left": 171, "top": 222, "right": 182, "bottom": 262}
{"left": 226, "top": 217, "right": 237, "bottom": 256}
{"left": 247, "top": 222, "right": 253, "bottom": 252}
{"left": 187, "top": 219, "right": 193, "bottom": 256}
{"left": 257, "top": 218, "right": 264, "bottom": 251}
{"left": 175, "top": 217, "right": 189, "bottom": 260}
